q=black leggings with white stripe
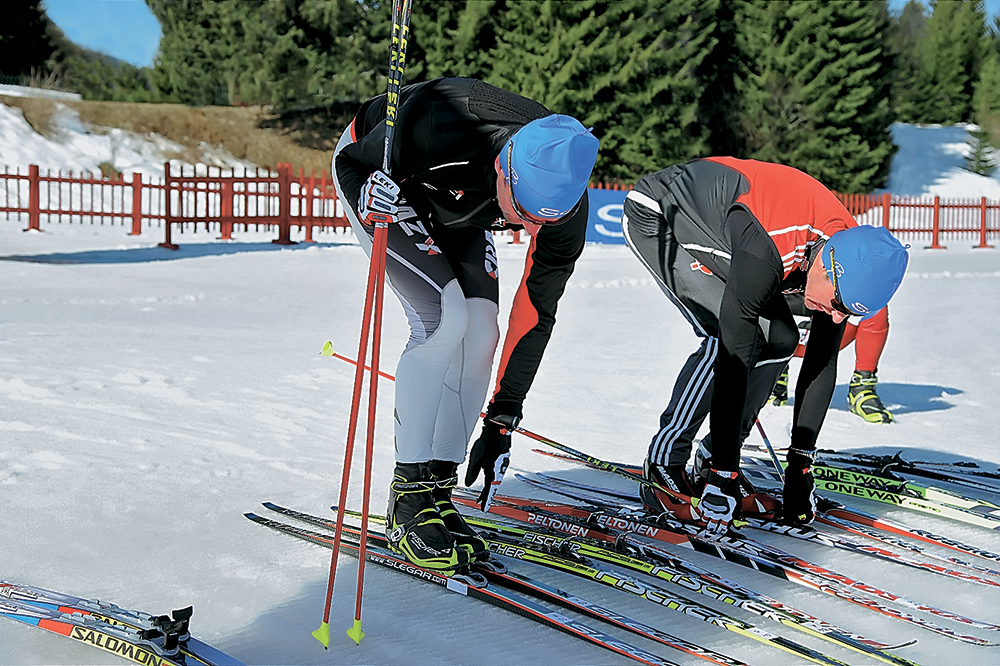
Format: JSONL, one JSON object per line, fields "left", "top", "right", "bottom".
{"left": 622, "top": 208, "right": 796, "bottom": 470}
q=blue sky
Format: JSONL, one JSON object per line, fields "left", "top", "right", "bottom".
{"left": 43, "top": 0, "right": 161, "bottom": 68}
{"left": 41, "top": 0, "right": 1000, "bottom": 70}
{"left": 888, "top": 0, "right": 1000, "bottom": 21}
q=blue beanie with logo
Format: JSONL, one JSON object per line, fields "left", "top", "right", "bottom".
{"left": 500, "top": 114, "right": 599, "bottom": 221}
{"left": 822, "top": 225, "right": 909, "bottom": 320}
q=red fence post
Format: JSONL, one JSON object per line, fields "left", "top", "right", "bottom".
{"left": 881, "top": 193, "right": 891, "bottom": 229}
{"left": 220, "top": 179, "right": 234, "bottom": 240}
{"left": 158, "top": 161, "right": 178, "bottom": 249}
{"left": 977, "top": 197, "right": 994, "bottom": 249}
{"left": 928, "top": 195, "right": 945, "bottom": 249}
{"left": 273, "top": 163, "right": 294, "bottom": 245}
{"left": 129, "top": 171, "right": 143, "bottom": 235}
{"left": 304, "top": 168, "right": 316, "bottom": 243}
{"left": 25, "top": 164, "right": 41, "bottom": 232}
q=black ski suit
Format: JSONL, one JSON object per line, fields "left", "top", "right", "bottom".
{"left": 333, "top": 77, "right": 588, "bottom": 463}
{"left": 622, "top": 157, "right": 854, "bottom": 472}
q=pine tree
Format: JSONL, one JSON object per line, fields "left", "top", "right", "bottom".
{"left": 969, "top": 47, "right": 1000, "bottom": 171}
{"left": 889, "top": 0, "right": 930, "bottom": 123}
{"left": 260, "top": 0, "right": 391, "bottom": 107}
{"left": 589, "top": 0, "right": 720, "bottom": 180}
{"left": 410, "top": 0, "right": 497, "bottom": 81}
{"left": 478, "top": 0, "right": 719, "bottom": 181}
{"left": 919, "top": 0, "right": 989, "bottom": 123}
{"left": 147, "top": 0, "right": 243, "bottom": 105}
{"left": 698, "top": 0, "right": 745, "bottom": 157}
{"left": 0, "top": 0, "right": 55, "bottom": 80}
{"left": 735, "top": 0, "right": 895, "bottom": 192}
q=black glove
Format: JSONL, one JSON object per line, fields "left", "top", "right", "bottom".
{"left": 781, "top": 448, "right": 817, "bottom": 525}
{"left": 464, "top": 415, "right": 516, "bottom": 511}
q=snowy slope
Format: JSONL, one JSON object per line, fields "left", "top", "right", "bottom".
{"left": 0, "top": 101, "right": 256, "bottom": 179}
{"left": 1, "top": 102, "right": 999, "bottom": 666}
{"left": 884, "top": 123, "right": 1000, "bottom": 199}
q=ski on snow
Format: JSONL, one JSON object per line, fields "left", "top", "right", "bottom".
{"left": 317, "top": 504, "right": 866, "bottom": 666}
{"left": 492, "top": 475, "right": 1000, "bottom": 638}
{"left": 246, "top": 509, "right": 722, "bottom": 666}
{"left": 532, "top": 447, "right": 1000, "bottom": 568}
{"left": 738, "top": 455, "right": 1000, "bottom": 529}
{"left": 449, "top": 487, "right": 997, "bottom": 647}
{"left": 256, "top": 502, "right": 757, "bottom": 666}
{"left": 524, "top": 470, "right": 1000, "bottom": 587}
{"left": 0, "top": 580, "right": 242, "bottom": 666}
{"left": 743, "top": 444, "right": 1000, "bottom": 488}
{"left": 326, "top": 503, "right": 925, "bottom": 666}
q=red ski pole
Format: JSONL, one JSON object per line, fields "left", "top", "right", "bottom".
{"left": 314, "top": 0, "right": 413, "bottom": 649}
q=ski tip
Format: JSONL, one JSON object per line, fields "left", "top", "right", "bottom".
{"left": 320, "top": 341, "right": 334, "bottom": 356}
{"left": 312, "top": 621, "right": 331, "bottom": 648}
{"left": 345, "top": 619, "right": 365, "bottom": 645}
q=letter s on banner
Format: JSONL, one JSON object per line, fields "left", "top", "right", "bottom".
{"left": 585, "top": 188, "right": 628, "bottom": 244}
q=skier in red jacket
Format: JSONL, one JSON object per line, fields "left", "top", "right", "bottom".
{"left": 621, "top": 157, "right": 908, "bottom": 534}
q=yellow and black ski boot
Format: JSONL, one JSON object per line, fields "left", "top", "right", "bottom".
{"left": 386, "top": 462, "right": 472, "bottom": 573}
{"left": 848, "top": 370, "right": 894, "bottom": 423}
{"left": 770, "top": 364, "right": 790, "bottom": 406}
{"left": 429, "top": 460, "right": 490, "bottom": 563}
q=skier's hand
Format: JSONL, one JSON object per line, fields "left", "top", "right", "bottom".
{"left": 696, "top": 470, "right": 739, "bottom": 535}
{"left": 358, "top": 169, "right": 400, "bottom": 225}
{"left": 465, "top": 415, "right": 515, "bottom": 512}
{"left": 779, "top": 449, "right": 817, "bottom": 526}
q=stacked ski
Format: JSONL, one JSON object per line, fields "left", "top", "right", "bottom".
{"left": 524, "top": 470, "right": 1000, "bottom": 587}
{"left": 249, "top": 502, "right": 937, "bottom": 666}
{"left": 744, "top": 444, "right": 1000, "bottom": 488}
{"left": 739, "top": 453, "right": 1000, "bottom": 530}
{"left": 0, "top": 581, "right": 242, "bottom": 666}
{"left": 532, "top": 446, "right": 1000, "bottom": 566}
{"left": 246, "top": 505, "right": 742, "bottom": 666}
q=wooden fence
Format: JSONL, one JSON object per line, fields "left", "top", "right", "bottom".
{"left": 0, "top": 162, "right": 350, "bottom": 248}
{"left": 2, "top": 166, "right": 998, "bottom": 248}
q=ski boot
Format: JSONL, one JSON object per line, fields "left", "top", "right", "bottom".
{"left": 769, "top": 364, "right": 789, "bottom": 406}
{"left": 691, "top": 440, "right": 713, "bottom": 488}
{"left": 428, "top": 460, "right": 491, "bottom": 564}
{"left": 693, "top": 443, "right": 778, "bottom": 520}
{"left": 640, "top": 459, "right": 700, "bottom": 521}
{"left": 386, "top": 462, "right": 472, "bottom": 574}
{"left": 734, "top": 467, "right": 780, "bottom": 519}
{"left": 848, "top": 370, "right": 894, "bottom": 423}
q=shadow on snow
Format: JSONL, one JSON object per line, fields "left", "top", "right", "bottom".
{"left": 0, "top": 240, "right": 358, "bottom": 265}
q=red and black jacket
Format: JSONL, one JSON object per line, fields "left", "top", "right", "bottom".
{"left": 625, "top": 157, "right": 856, "bottom": 463}
{"left": 335, "top": 77, "right": 590, "bottom": 420}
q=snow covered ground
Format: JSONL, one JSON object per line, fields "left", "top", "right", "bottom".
{"left": 1, "top": 102, "right": 999, "bottom": 666}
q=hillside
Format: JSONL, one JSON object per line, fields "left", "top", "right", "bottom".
{"left": 2, "top": 93, "right": 1000, "bottom": 199}
{"left": 0, "top": 94, "right": 355, "bottom": 176}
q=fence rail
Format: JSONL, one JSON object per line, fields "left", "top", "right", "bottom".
{"left": 2, "top": 166, "right": 997, "bottom": 248}
{"left": 588, "top": 182, "right": 997, "bottom": 248}
{"left": 1, "top": 162, "right": 350, "bottom": 248}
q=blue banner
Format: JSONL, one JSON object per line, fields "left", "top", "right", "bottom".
{"left": 586, "top": 188, "right": 628, "bottom": 244}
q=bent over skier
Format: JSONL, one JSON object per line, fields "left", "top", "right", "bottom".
{"left": 621, "top": 158, "right": 908, "bottom": 534}
{"left": 333, "top": 77, "right": 599, "bottom": 572}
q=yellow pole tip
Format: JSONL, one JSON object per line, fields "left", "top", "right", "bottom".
{"left": 320, "top": 341, "right": 334, "bottom": 356}
{"left": 346, "top": 619, "right": 365, "bottom": 645}
{"left": 312, "top": 622, "right": 331, "bottom": 648}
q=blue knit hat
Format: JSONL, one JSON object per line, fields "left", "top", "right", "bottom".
{"left": 822, "top": 225, "right": 909, "bottom": 320}
{"left": 500, "top": 114, "right": 599, "bottom": 221}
